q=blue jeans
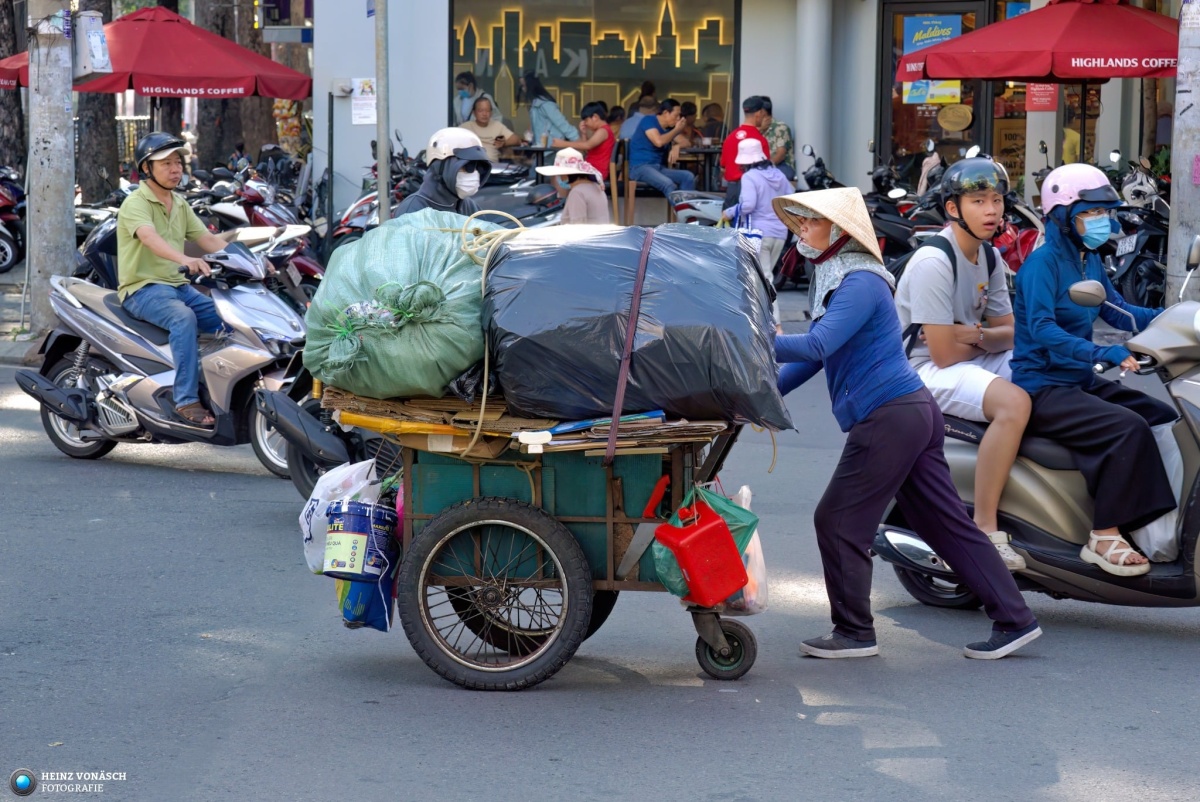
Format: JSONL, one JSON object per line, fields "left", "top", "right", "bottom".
{"left": 123, "top": 283, "right": 227, "bottom": 407}
{"left": 629, "top": 163, "right": 696, "bottom": 196}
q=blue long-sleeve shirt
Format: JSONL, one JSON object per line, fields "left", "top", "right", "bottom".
{"left": 776, "top": 270, "right": 924, "bottom": 432}
{"left": 1011, "top": 220, "right": 1161, "bottom": 394}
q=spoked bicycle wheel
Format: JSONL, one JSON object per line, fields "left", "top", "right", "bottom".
{"left": 396, "top": 498, "right": 593, "bottom": 691}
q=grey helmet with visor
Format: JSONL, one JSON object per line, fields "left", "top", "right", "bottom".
{"left": 940, "top": 157, "right": 1010, "bottom": 241}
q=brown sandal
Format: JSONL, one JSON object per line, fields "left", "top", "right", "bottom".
{"left": 176, "top": 402, "right": 215, "bottom": 427}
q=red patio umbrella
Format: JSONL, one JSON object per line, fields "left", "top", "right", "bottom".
{"left": 0, "top": 6, "right": 310, "bottom": 99}
{"left": 895, "top": 0, "right": 1178, "bottom": 84}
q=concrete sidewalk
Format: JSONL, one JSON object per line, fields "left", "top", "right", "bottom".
{"left": 0, "top": 261, "right": 41, "bottom": 366}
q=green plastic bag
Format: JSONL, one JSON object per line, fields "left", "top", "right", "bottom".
{"left": 652, "top": 486, "right": 759, "bottom": 598}
{"left": 303, "top": 209, "right": 502, "bottom": 399}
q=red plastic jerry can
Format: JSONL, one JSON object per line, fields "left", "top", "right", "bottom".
{"left": 654, "top": 500, "right": 748, "bottom": 608}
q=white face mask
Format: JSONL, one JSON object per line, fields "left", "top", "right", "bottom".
{"left": 455, "top": 170, "right": 481, "bottom": 199}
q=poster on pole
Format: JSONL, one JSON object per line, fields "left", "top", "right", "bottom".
{"left": 902, "top": 16, "right": 962, "bottom": 105}
{"left": 351, "top": 77, "right": 377, "bottom": 125}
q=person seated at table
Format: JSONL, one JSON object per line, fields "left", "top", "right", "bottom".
{"left": 536, "top": 148, "right": 609, "bottom": 225}
{"left": 700, "top": 103, "right": 726, "bottom": 140}
{"left": 670, "top": 102, "right": 699, "bottom": 166}
{"left": 607, "top": 106, "right": 626, "bottom": 128}
{"left": 459, "top": 97, "right": 520, "bottom": 162}
{"left": 619, "top": 96, "right": 659, "bottom": 142}
{"left": 629, "top": 98, "right": 696, "bottom": 197}
{"left": 552, "top": 101, "right": 614, "bottom": 176}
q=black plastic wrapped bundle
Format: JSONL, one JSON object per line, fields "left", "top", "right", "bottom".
{"left": 483, "top": 224, "right": 793, "bottom": 430}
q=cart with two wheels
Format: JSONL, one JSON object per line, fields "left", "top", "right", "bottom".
{"left": 376, "top": 425, "right": 754, "bottom": 691}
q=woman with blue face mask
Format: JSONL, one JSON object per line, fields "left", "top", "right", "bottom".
{"left": 534, "top": 147, "right": 609, "bottom": 224}
{"left": 1011, "top": 163, "right": 1177, "bottom": 577}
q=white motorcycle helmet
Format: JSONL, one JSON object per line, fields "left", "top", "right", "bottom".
{"left": 425, "top": 127, "right": 489, "bottom": 163}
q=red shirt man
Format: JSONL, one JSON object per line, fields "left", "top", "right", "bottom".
{"left": 720, "top": 97, "right": 771, "bottom": 183}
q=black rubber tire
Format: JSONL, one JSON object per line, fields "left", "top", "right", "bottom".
{"left": 38, "top": 358, "right": 118, "bottom": 460}
{"left": 1119, "top": 260, "right": 1163, "bottom": 309}
{"left": 299, "top": 277, "right": 321, "bottom": 305}
{"left": 248, "top": 401, "right": 290, "bottom": 479}
{"left": 396, "top": 498, "right": 593, "bottom": 691}
{"left": 448, "top": 588, "right": 618, "bottom": 656}
{"left": 893, "top": 565, "right": 983, "bottom": 610}
{"left": 0, "top": 228, "right": 18, "bottom": 273}
{"left": 695, "top": 619, "right": 757, "bottom": 681}
{"left": 330, "top": 232, "right": 362, "bottom": 253}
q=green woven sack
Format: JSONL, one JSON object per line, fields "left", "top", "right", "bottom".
{"left": 303, "top": 209, "right": 502, "bottom": 398}
{"left": 652, "top": 486, "right": 759, "bottom": 598}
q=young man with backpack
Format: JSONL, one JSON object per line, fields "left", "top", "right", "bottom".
{"left": 894, "top": 158, "right": 1030, "bottom": 571}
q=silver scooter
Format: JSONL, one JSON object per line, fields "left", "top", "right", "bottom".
{"left": 874, "top": 237, "right": 1200, "bottom": 611}
{"left": 16, "top": 235, "right": 309, "bottom": 478}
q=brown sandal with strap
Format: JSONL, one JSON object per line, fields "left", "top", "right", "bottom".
{"left": 176, "top": 402, "right": 215, "bottom": 427}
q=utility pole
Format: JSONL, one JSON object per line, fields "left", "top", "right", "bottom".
{"left": 1167, "top": 5, "right": 1200, "bottom": 303}
{"left": 25, "top": 0, "right": 75, "bottom": 346}
{"left": 375, "top": 0, "right": 390, "bottom": 221}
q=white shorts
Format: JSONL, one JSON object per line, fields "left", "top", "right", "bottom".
{"left": 915, "top": 350, "right": 1013, "bottom": 422}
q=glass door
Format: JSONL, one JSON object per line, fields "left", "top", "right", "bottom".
{"left": 878, "top": 1, "right": 989, "bottom": 188}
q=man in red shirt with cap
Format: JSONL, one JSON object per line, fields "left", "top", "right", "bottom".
{"left": 720, "top": 96, "right": 771, "bottom": 209}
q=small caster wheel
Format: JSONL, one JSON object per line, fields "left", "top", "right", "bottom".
{"left": 695, "top": 619, "right": 756, "bottom": 680}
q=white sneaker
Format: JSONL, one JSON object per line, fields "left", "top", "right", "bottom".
{"left": 987, "top": 531, "right": 1026, "bottom": 572}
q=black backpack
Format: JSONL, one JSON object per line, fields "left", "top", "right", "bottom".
{"left": 895, "top": 236, "right": 998, "bottom": 357}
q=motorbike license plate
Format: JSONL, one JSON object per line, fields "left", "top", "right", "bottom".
{"left": 285, "top": 264, "right": 302, "bottom": 286}
{"left": 1115, "top": 234, "right": 1138, "bottom": 257}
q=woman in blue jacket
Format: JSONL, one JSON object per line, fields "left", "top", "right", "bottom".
{"left": 1011, "top": 164, "right": 1177, "bottom": 577}
{"left": 771, "top": 188, "right": 1039, "bottom": 660}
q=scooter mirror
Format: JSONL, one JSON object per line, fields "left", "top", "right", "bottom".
{"left": 1140, "top": 156, "right": 1152, "bottom": 172}
{"left": 1068, "top": 280, "right": 1107, "bottom": 308}
{"left": 97, "top": 166, "right": 108, "bottom": 180}
{"left": 965, "top": 145, "right": 981, "bottom": 158}
{"left": 1039, "top": 140, "right": 1048, "bottom": 155}
{"left": 887, "top": 188, "right": 907, "bottom": 200}
{"left": 1187, "top": 235, "right": 1200, "bottom": 272}
{"left": 802, "top": 144, "right": 815, "bottom": 157}
{"left": 1109, "top": 149, "right": 1121, "bottom": 165}
{"left": 867, "top": 139, "right": 875, "bottom": 153}
{"left": 925, "top": 139, "right": 936, "bottom": 153}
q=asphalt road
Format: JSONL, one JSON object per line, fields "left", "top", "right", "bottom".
{"left": 1, "top": 340, "right": 1198, "bottom": 801}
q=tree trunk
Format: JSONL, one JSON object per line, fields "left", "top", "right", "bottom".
{"left": 76, "top": 0, "right": 119, "bottom": 203}
{"left": 196, "top": 1, "right": 240, "bottom": 169}
{"left": 1140, "top": 0, "right": 1161, "bottom": 158}
{"left": 156, "top": 0, "right": 182, "bottom": 133}
{"left": 0, "top": 0, "right": 26, "bottom": 171}
{"left": 238, "top": 0, "right": 277, "bottom": 159}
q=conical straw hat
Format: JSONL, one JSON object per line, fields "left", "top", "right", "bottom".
{"left": 772, "top": 187, "right": 883, "bottom": 265}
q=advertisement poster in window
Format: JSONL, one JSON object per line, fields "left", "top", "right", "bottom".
{"left": 902, "top": 16, "right": 962, "bottom": 105}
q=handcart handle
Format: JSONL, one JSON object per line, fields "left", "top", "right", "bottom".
{"left": 643, "top": 475, "right": 671, "bottom": 519}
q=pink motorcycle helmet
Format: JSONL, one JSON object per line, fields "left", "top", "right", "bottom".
{"left": 1040, "top": 163, "right": 1119, "bottom": 215}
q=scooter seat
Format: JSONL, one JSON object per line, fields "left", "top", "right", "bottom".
{"left": 67, "top": 281, "right": 171, "bottom": 346}
{"left": 943, "top": 415, "right": 1077, "bottom": 472}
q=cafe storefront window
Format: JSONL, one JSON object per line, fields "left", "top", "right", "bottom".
{"left": 450, "top": 1, "right": 738, "bottom": 136}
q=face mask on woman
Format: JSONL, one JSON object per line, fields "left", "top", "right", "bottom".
{"left": 1079, "top": 214, "right": 1112, "bottom": 250}
{"left": 458, "top": 88, "right": 470, "bottom": 99}
{"left": 455, "top": 170, "right": 481, "bottom": 199}
{"left": 555, "top": 177, "right": 571, "bottom": 190}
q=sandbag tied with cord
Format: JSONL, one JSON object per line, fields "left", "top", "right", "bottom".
{"left": 483, "top": 223, "right": 793, "bottom": 431}
{"left": 302, "top": 209, "right": 504, "bottom": 399}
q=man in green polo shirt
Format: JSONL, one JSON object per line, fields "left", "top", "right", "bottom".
{"left": 118, "top": 132, "right": 231, "bottom": 427}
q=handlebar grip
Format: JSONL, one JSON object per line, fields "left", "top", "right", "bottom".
{"left": 1094, "top": 361, "right": 1115, "bottom": 374}
{"left": 177, "top": 265, "right": 189, "bottom": 274}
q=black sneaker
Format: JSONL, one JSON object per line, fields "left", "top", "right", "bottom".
{"left": 799, "top": 632, "right": 879, "bottom": 659}
{"left": 963, "top": 622, "right": 1042, "bottom": 660}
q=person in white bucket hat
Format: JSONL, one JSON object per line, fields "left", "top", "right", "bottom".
{"left": 722, "top": 137, "right": 791, "bottom": 331}
{"left": 535, "top": 147, "right": 609, "bottom": 224}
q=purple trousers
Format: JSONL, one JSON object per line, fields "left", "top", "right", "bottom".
{"left": 815, "top": 388, "right": 1036, "bottom": 641}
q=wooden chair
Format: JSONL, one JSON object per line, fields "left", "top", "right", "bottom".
{"left": 618, "top": 138, "right": 680, "bottom": 226}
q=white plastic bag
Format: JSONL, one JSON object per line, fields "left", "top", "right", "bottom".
{"left": 298, "top": 459, "right": 379, "bottom": 574}
{"left": 1130, "top": 423, "right": 1183, "bottom": 563}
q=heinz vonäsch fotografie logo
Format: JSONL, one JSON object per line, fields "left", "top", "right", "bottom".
{"left": 9, "top": 769, "right": 36, "bottom": 796}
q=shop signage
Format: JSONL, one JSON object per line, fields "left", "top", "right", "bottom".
{"left": 902, "top": 16, "right": 962, "bottom": 105}
{"left": 1008, "top": 2, "right": 1031, "bottom": 16}
{"left": 1026, "top": 83, "right": 1058, "bottom": 112}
